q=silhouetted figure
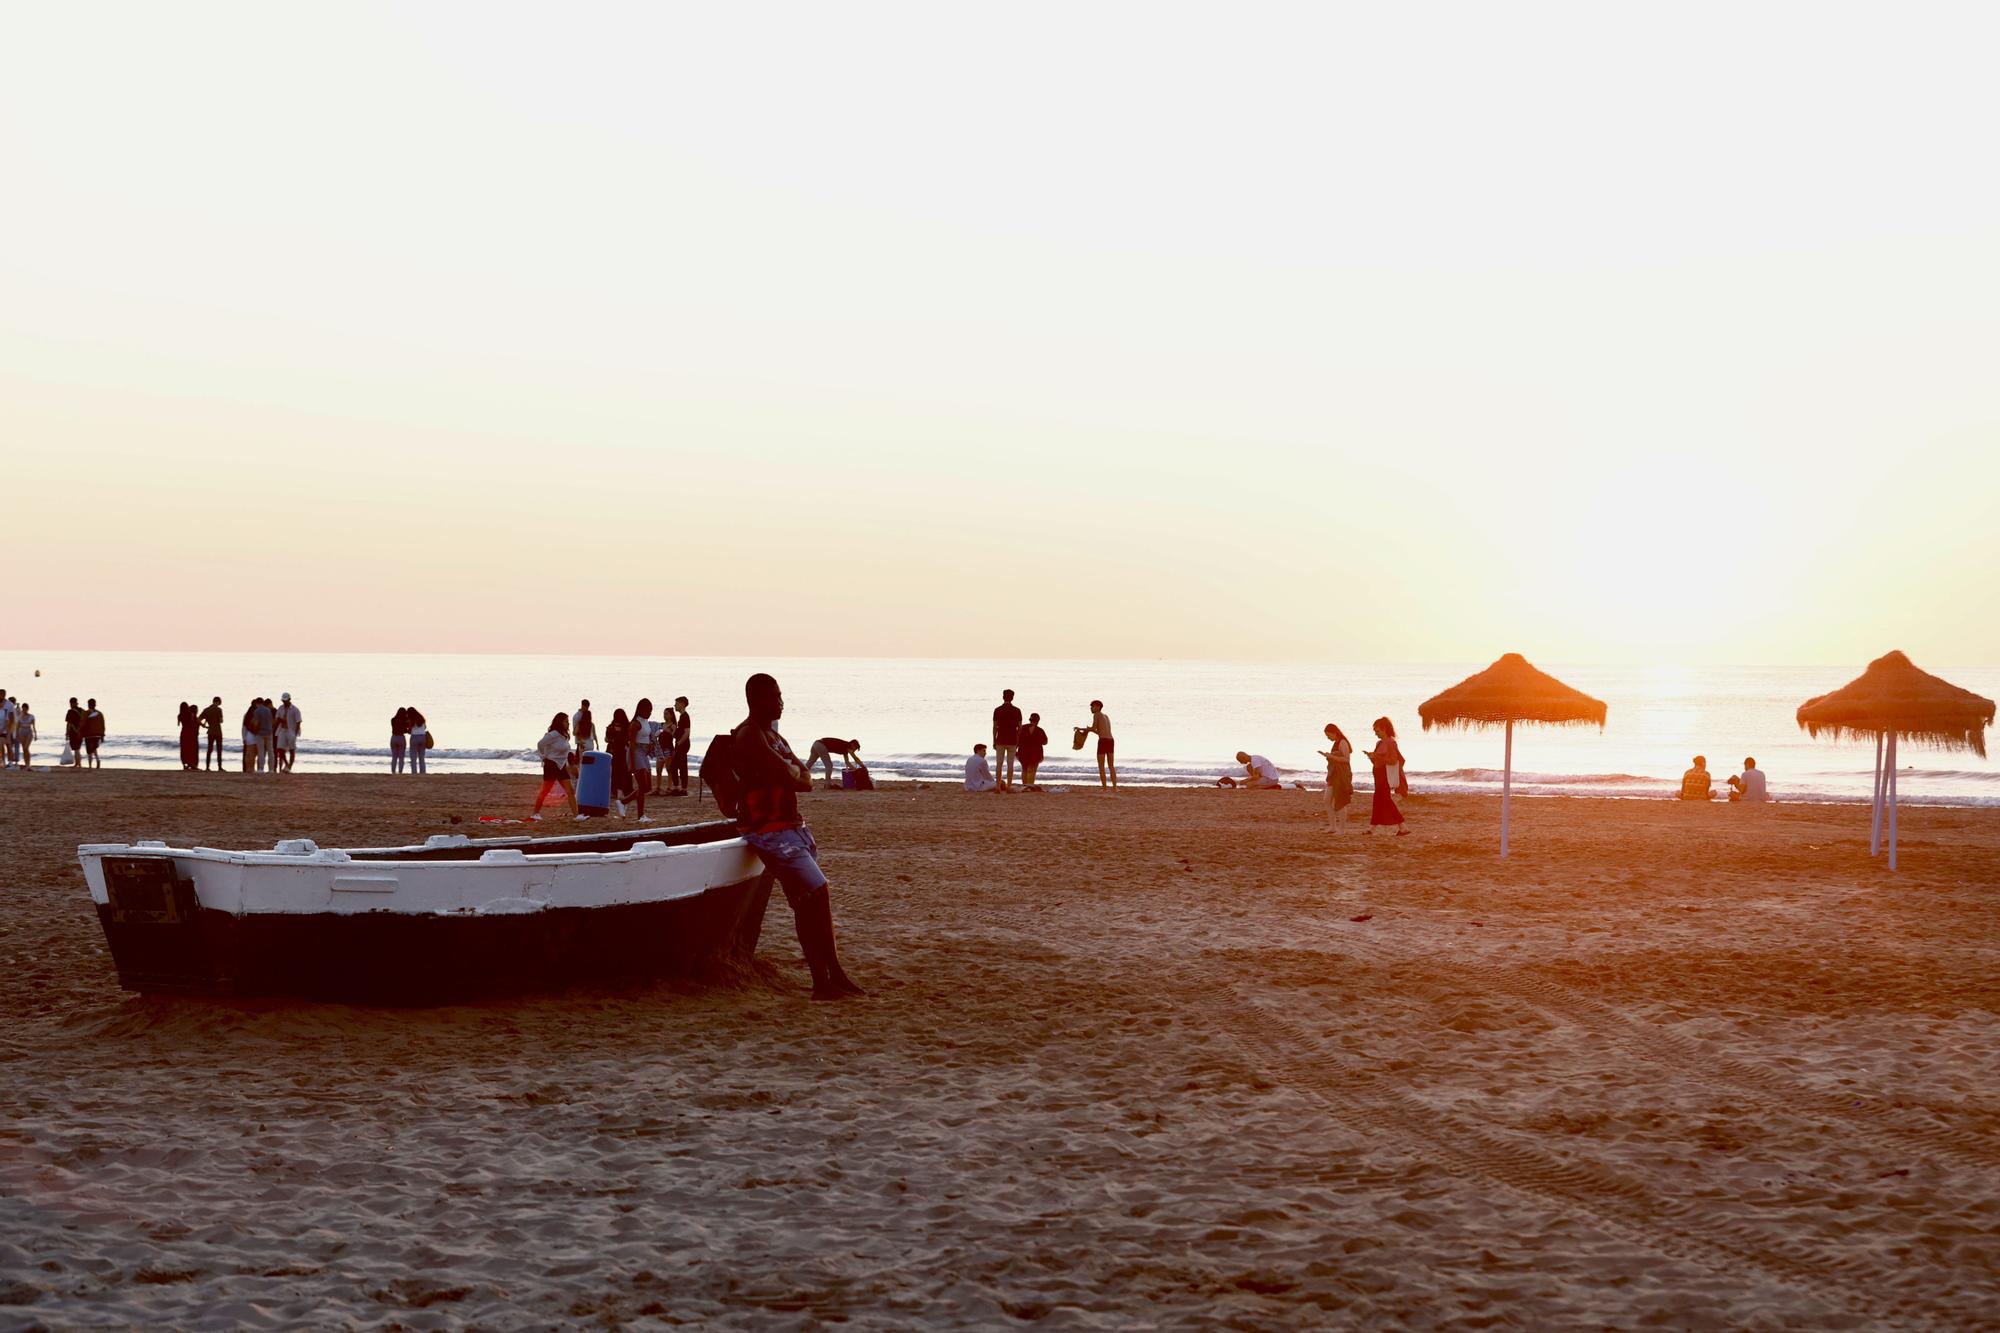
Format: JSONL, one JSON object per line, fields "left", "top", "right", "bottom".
{"left": 406, "top": 707, "right": 428, "bottom": 774}
{"left": 730, "top": 673, "right": 864, "bottom": 1000}
{"left": 1018, "top": 713, "right": 1049, "bottom": 790}
{"left": 992, "top": 689, "right": 1023, "bottom": 790}
{"left": 391, "top": 707, "right": 411, "bottom": 774}
{"left": 667, "top": 697, "right": 691, "bottom": 796}
{"left": 177, "top": 702, "right": 199, "bottom": 770}
{"left": 63, "top": 698, "right": 83, "bottom": 767}
{"left": 200, "top": 697, "right": 225, "bottom": 770}
{"left": 1366, "top": 716, "right": 1406, "bottom": 835}
{"left": 81, "top": 699, "right": 106, "bottom": 770}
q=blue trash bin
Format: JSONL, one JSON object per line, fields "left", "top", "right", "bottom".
{"left": 575, "top": 750, "right": 612, "bottom": 815}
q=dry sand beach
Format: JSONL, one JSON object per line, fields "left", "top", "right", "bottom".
{"left": 2, "top": 773, "right": 1997, "bottom": 1329}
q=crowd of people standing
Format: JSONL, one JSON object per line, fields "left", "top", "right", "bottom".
{"left": 531, "top": 695, "right": 694, "bottom": 818}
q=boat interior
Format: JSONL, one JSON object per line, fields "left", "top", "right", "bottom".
{"left": 342, "top": 819, "right": 743, "bottom": 863}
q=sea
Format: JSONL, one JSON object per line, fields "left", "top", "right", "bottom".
{"left": 4, "top": 652, "right": 1997, "bottom": 807}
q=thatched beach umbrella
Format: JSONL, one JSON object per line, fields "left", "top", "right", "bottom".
{"left": 1419, "top": 653, "right": 1607, "bottom": 857}
{"left": 1795, "top": 650, "right": 1994, "bottom": 870}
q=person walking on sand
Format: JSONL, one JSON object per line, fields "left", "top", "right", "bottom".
{"left": 964, "top": 742, "right": 1000, "bottom": 793}
{"left": 1082, "top": 700, "right": 1117, "bottom": 791}
{"left": 573, "top": 700, "right": 596, "bottom": 755}
{"left": 406, "top": 706, "right": 428, "bottom": 774}
{"left": 81, "top": 699, "right": 106, "bottom": 770}
{"left": 276, "top": 693, "right": 301, "bottom": 773}
{"left": 1017, "top": 712, "right": 1049, "bottom": 790}
{"left": 63, "top": 698, "right": 83, "bottom": 768}
{"left": 726, "top": 673, "right": 864, "bottom": 1000}
{"left": 533, "top": 712, "right": 578, "bottom": 817}
{"left": 1365, "top": 717, "right": 1407, "bottom": 835}
{"left": 1319, "top": 723, "right": 1354, "bottom": 832}
{"left": 991, "top": 689, "right": 1023, "bottom": 791}
{"left": 13, "top": 703, "right": 33, "bottom": 769}
{"left": 632, "top": 698, "right": 659, "bottom": 802}
{"left": 200, "top": 697, "right": 225, "bottom": 771}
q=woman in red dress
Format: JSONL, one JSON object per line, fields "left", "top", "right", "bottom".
{"left": 1366, "top": 716, "right": 1408, "bottom": 835}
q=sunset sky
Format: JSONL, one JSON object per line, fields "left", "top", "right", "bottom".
{"left": 6, "top": 3, "right": 1997, "bottom": 665}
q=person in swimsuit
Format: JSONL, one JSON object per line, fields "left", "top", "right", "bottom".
{"left": 1083, "top": 700, "right": 1116, "bottom": 791}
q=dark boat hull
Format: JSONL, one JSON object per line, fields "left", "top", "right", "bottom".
{"left": 94, "top": 873, "right": 773, "bottom": 1004}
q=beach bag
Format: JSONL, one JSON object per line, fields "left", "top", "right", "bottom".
{"left": 423, "top": 732, "right": 436, "bottom": 750}
{"left": 1072, "top": 727, "right": 1090, "bottom": 751}
{"left": 699, "top": 734, "right": 744, "bottom": 818}
{"left": 61, "top": 745, "right": 76, "bottom": 766}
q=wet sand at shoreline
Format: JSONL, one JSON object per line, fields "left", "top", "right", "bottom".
{"left": 3, "top": 771, "right": 1997, "bottom": 1329}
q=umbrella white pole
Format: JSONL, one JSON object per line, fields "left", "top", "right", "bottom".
{"left": 1886, "top": 731, "right": 1899, "bottom": 871}
{"left": 1869, "top": 732, "right": 1884, "bottom": 856}
{"left": 1501, "top": 719, "right": 1513, "bottom": 858}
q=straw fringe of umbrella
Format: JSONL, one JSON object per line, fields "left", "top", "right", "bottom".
{"left": 1419, "top": 653, "right": 1606, "bottom": 856}
{"left": 1795, "top": 650, "right": 1995, "bottom": 869}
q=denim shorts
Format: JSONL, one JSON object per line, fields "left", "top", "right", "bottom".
{"left": 743, "top": 826, "right": 829, "bottom": 898}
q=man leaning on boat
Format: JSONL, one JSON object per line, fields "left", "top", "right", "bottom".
{"left": 725, "top": 673, "right": 866, "bottom": 1001}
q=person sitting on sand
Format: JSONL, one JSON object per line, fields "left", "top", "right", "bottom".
{"left": 1727, "top": 757, "right": 1769, "bottom": 803}
{"left": 730, "top": 673, "right": 864, "bottom": 1000}
{"left": 533, "top": 712, "right": 578, "bottom": 817}
{"left": 1680, "top": 756, "right": 1713, "bottom": 801}
{"left": 807, "top": 737, "right": 862, "bottom": 785}
{"left": 965, "top": 743, "right": 1000, "bottom": 793}
{"left": 1218, "top": 752, "right": 1283, "bottom": 789}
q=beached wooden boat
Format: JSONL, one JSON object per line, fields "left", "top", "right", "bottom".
{"left": 78, "top": 820, "right": 770, "bottom": 1003}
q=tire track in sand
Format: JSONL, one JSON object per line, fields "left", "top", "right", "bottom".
{"left": 1207, "top": 985, "right": 1969, "bottom": 1332}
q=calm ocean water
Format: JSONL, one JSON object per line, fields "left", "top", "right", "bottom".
{"left": 3, "top": 651, "right": 1996, "bottom": 806}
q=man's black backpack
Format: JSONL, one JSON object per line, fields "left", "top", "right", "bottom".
{"left": 699, "top": 733, "right": 743, "bottom": 818}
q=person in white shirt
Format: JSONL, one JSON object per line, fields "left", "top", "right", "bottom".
{"left": 533, "top": 712, "right": 577, "bottom": 816}
{"left": 276, "top": 693, "right": 303, "bottom": 773}
{"left": 0, "top": 692, "right": 16, "bottom": 766}
{"left": 1728, "top": 757, "right": 1770, "bottom": 803}
{"left": 964, "top": 743, "right": 1000, "bottom": 793}
{"left": 1221, "top": 751, "right": 1284, "bottom": 789}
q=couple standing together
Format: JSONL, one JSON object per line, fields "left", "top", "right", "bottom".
{"left": 1319, "top": 717, "right": 1408, "bottom": 835}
